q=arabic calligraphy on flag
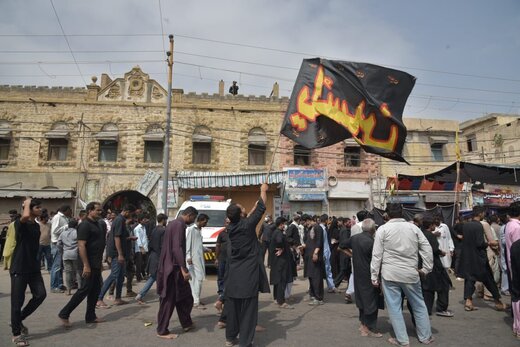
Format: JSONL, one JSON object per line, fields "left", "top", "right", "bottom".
{"left": 281, "top": 58, "right": 416, "bottom": 163}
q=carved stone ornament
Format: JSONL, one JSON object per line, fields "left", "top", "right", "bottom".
{"left": 106, "top": 84, "right": 121, "bottom": 99}
{"left": 152, "top": 86, "right": 164, "bottom": 99}
{"left": 128, "top": 78, "right": 145, "bottom": 97}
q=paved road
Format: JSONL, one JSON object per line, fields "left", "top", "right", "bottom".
{"left": 0, "top": 266, "right": 517, "bottom": 346}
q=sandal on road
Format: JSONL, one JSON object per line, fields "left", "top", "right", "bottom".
{"left": 12, "top": 336, "right": 30, "bottom": 347}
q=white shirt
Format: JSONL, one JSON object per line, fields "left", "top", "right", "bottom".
{"left": 186, "top": 224, "right": 205, "bottom": 280}
{"left": 134, "top": 223, "right": 148, "bottom": 253}
{"left": 51, "top": 211, "right": 69, "bottom": 243}
{"left": 371, "top": 218, "right": 433, "bottom": 283}
{"left": 436, "top": 223, "right": 454, "bottom": 269}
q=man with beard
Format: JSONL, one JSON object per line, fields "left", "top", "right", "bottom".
{"left": 59, "top": 202, "right": 106, "bottom": 327}
{"left": 156, "top": 207, "right": 198, "bottom": 340}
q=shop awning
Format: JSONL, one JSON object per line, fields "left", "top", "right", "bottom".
{"left": 397, "top": 161, "right": 520, "bottom": 185}
{"left": 177, "top": 171, "right": 286, "bottom": 189}
{"left": 0, "top": 188, "right": 75, "bottom": 199}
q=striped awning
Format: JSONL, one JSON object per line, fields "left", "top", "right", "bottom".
{"left": 177, "top": 171, "right": 286, "bottom": 189}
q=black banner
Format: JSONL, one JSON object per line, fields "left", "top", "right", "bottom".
{"left": 281, "top": 58, "right": 416, "bottom": 162}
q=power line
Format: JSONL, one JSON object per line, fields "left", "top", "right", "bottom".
{"left": 1, "top": 32, "right": 518, "bottom": 83}
{"left": 3, "top": 58, "right": 520, "bottom": 96}
{"left": 48, "top": 0, "right": 86, "bottom": 85}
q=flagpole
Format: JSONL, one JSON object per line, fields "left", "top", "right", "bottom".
{"left": 265, "top": 132, "right": 282, "bottom": 184}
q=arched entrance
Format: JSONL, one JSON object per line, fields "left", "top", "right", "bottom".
{"left": 102, "top": 190, "right": 157, "bottom": 220}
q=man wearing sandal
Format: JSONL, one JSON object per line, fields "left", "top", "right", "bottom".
{"left": 10, "top": 198, "right": 47, "bottom": 347}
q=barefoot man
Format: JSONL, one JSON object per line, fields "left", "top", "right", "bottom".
{"left": 156, "top": 206, "right": 198, "bottom": 340}
{"left": 59, "top": 202, "right": 106, "bottom": 327}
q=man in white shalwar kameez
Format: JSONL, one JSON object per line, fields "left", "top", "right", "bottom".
{"left": 186, "top": 214, "right": 209, "bottom": 309}
{"left": 434, "top": 218, "right": 455, "bottom": 271}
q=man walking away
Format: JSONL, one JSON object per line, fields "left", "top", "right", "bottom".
{"left": 135, "top": 213, "right": 167, "bottom": 304}
{"left": 156, "top": 207, "right": 197, "bottom": 339}
{"left": 59, "top": 202, "right": 106, "bottom": 326}
{"left": 370, "top": 203, "right": 434, "bottom": 346}
{"left": 186, "top": 213, "right": 209, "bottom": 309}
{"left": 225, "top": 183, "right": 270, "bottom": 347}
{"left": 10, "top": 198, "right": 47, "bottom": 347}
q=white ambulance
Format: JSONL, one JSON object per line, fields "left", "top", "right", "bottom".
{"left": 175, "top": 195, "right": 231, "bottom": 266}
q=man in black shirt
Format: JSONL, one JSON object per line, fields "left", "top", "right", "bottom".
{"left": 10, "top": 198, "right": 46, "bottom": 346}
{"left": 225, "top": 183, "right": 269, "bottom": 347}
{"left": 59, "top": 202, "right": 106, "bottom": 326}
{"left": 97, "top": 204, "right": 136, "bottom": 307}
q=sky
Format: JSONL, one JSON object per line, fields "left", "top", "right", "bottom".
{"left": 0, "top": 0, "right": 519, "bottom": 121}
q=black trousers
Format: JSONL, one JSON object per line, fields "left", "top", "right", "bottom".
{"left": 273, "top": 282, "right": 286, "bottom": 305}
{"left": 423, "top": 287, "right": 449, "bottom": 315}
{"left": 308, "top": 276, "right": 324, "bottom": 301}
{"left": 225, "top": 296, "right": 258, "bottom": 347}
{"left": 464, "top": 268, "right": 501, "bottom": 301}
{"left": 10, "top": 272, "right": 47, "bottom": 336}
{"left": 134, "top": 253, "right": 146, "bottom": 281}
{"left": 359, "top": 308, "right": 378, "bottom": 330}
{"left": 334, "top": 254, "right": 351, "bottom": 288}
{"left": 59, "top": 269, "right": 102, "bottom": 322}
{"left": 126, "top": 258, "right": 135, "bottom": 292}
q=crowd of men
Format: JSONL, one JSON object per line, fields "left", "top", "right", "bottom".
{"left": 2, "top": 189, "right": 520, "bottom": 346}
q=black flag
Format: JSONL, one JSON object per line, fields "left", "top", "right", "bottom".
{"left": 281, "top": 58, "right": 416, "bottom": 162}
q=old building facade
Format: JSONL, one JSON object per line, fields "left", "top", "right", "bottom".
{"left": 0, "top": 67, "right": 288, "bottom": 217}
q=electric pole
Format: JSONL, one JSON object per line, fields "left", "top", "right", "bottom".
{"left": 161, "top": 34, "right": 174, "bottom": 214}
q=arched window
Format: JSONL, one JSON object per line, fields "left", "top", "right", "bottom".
{"left": 143, "top": 124, "right": 164, "bottom": 163}
{"left": 95, "top": 123, "right": 119, "bottom": 162}
{"left": 294, "top": 145, "right": 311, "bottom": 166}
{"left": 248, "top": 128, "right": 267, "bottom": 165}
{"left": 192, "top": 126, "right": 212, "bottom": 164}
{"left": 46, "top": 122, "right": 69, "bottom": 161}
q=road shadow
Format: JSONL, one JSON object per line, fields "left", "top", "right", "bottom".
{"left": 28, "top": 305, "right": 146, "bottom": 340}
